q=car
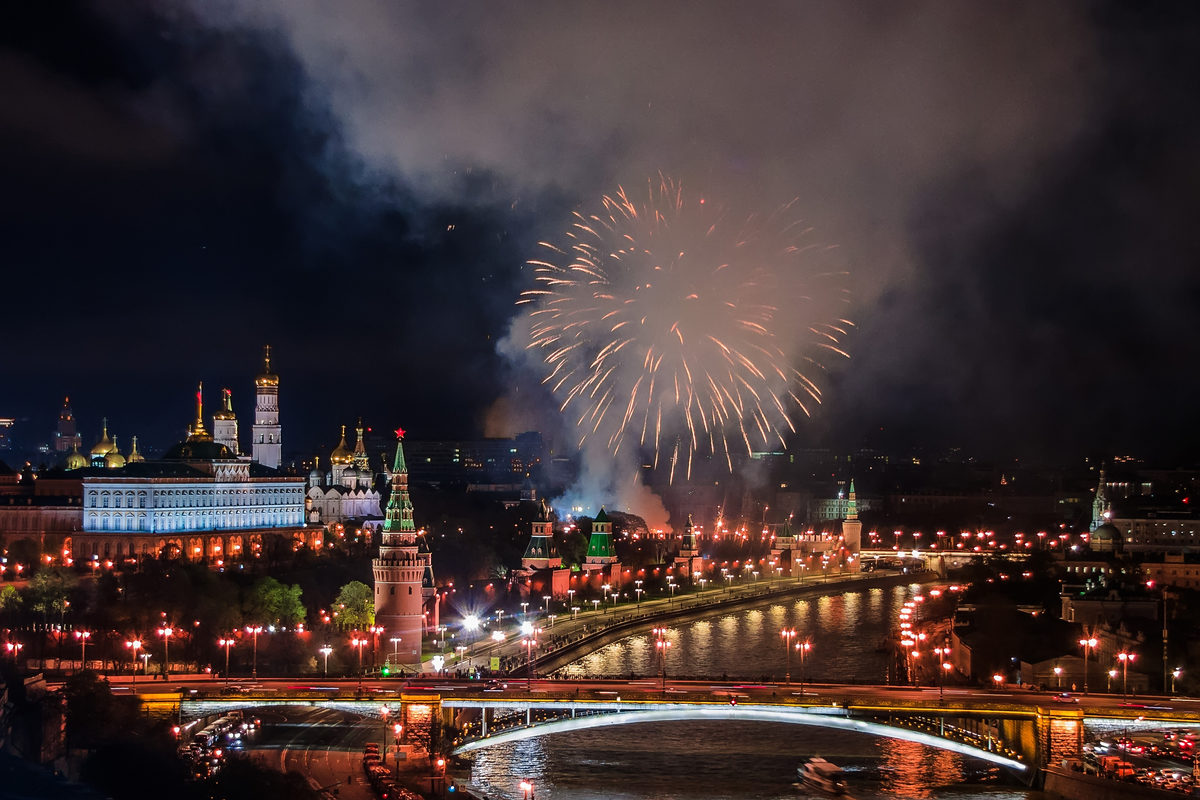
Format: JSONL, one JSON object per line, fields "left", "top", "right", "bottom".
{"left": 1051, "top": 692, "right": 1079, "bottom": 703}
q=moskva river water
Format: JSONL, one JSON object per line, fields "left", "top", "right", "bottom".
{"left": 458, "top": 584, "right": 1042, "bottom": 799}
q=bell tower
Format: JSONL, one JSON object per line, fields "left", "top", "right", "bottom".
{"left": 251, "top": 345, "right": 282, "bottom": 469}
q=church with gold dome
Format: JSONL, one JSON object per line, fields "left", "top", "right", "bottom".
{"left": 305, "top": 420, "right": 384, "bottom": 525}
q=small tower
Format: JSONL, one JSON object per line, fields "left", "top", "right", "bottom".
{"left": 213, "top": 388, "right": 239, "bottom": 456}
{"left": 330, "top": 425, "right": 354, "bottom": 486}
{"left": 352, "top": 418, "right": 370, "bottom": 472}
{"left": 841, "top": 479, "right": 862, "bottom": 555}
{"left": 522, "top": 500, "right": 562, "bottom": 570}
{"left": 1091, "top": 464, "right": 1110, "bottom": 532}
{"left": 251, "top": 345, "right": 282, "bottom": 469}
{"left": 373, "top": 428, "right": 431, "bottom": 667}
{"left": 583, "top": 507, "right": 619, "bottom": 573}
{"left": 674, "top": 514, "right": 705, "bottom": 579}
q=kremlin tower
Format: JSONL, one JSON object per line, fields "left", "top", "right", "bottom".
{"left": 841, "top": 479, "right": 862, "bottom": 557}
{"left": 251, "top": 345, "right": 282, "bottom": 469}
{"left": 213, "top": 388, "right": 240, "bottom": 456}
{"left": 373, "top": 428, "right": 434, "bottom": 667}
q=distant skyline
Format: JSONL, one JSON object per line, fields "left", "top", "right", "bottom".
{"left": 3, "top": 4, "right": 1200, "bottom": 464}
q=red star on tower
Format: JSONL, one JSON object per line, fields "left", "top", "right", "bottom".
{"left": 394, "top": 427, "right": 406, "bottom": 440}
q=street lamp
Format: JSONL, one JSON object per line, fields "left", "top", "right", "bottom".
{"left": 519, "top": 779, "right": 534, "bottom": 800}
{"left": 1078, "top": 637, "right": 1098, "bottom": 695}
{"left": 571, "top": 606, "right": 580, "bottom": 621}
{"left": 933, "top": 645, "right": 951, "bottom": 699}
{"left": 319, "top": 645, "right": 333, "bottom": 677}
{"left": 797, "top": 640, "right": 812, "bottom": 696}
{"left": 125, "top": 639, "right": 141, "bottom": 687}
{"left": 351, "top": 636, "right": 368, "bottom": 689}
{"left": 634, "top": 580, "right": 643, "bottom": 609}
{"left": 74, "top": 630, "right": 91, "bottom": 673}
{"left": 218, "top": 636, "right": 235, "bottom": 685}
{"left": 1117, "top": 652, "right": 1136, "bottom": 699}
{"left": 522, "top": 633, "right": 538, "bottom": 690}
{"left": 246, "top": 625, "right": 263, "bottom": 679}
{"left": 156, "top": 626, "right": 174, "bottom": 682}
{"left": 652, "top": 627, "right": 671, "bottom": 692}
{"left": 1107, "top": 668, "right": 1117, "bottom": 693}
{"left": 1173, "top": 667, "right": 1183, "bottom": 694}
{"left": 1053, "top": 665, "right": 1063, "bottom": 690}
{"left": 602, "top": 584, "right": 611, "bottom": 610}
{"left": 368, "top": 624, "right": 385, "bottom": 673}
{"left": 542, "top": 595, "right": 551, "bottom": 616}
{"left": 780, "top": 628, "right": 796, "bottom": 683}
{"left": 380, "top": 705, "right": 391, "bottom": 767}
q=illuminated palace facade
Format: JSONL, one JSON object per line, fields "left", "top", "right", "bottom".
{"left": 68, "top": 358, "right": 310, "bottom": 565}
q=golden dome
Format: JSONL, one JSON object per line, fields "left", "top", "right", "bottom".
{"left": 255, "top": 345, "right": 279, "bottom": 387}
{"left": 330, "top": 425, "right": 354, "bottom": 465}
{"left": 65, "top": 442, "right": 87, "bottom": 471}
{"left": 90, "top": 417, "right": 114, "bottom": 458}
{"left": 105, "top": 436, "right": 126, "bottom": 469}
{"left": 126, "top": 435, "right": 145, "bottom": 464}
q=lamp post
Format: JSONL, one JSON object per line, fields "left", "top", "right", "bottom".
{"left": 380, "top": 705, "right": 391, "bottom": 767}
{"left": 1107, "top": 669, "right": 1117, "bottom": 694}
{"left": 1117, "top": 652, "right": 1136, "bottom": 699}
{"left": 1053, "top": 665, "right": 1063, "bottom": 690}
{"left": 934, "top": 645, "right": 951, "bottom": 699}
{"left": 542, "top": 595, "right": 551, "bottom": 616}
{"left": 634, "top": 580, "right": 643, "bottom": 609}
{"left": 352, "top": 636, "right": 367, "bottom": 689}
{"left": 156, "top": 625, "right": 173, "bottom": 682}
{"left": 797, "top": 640, "right": 812, "bottom": 695}
{"left": 1173, "top": 668, "right": 1183, "bottom": 694}
{"left": 522, "top": 627, "right": 540, "bottom": 689}
{"left": 368, "top": 624, "right": 384, "bottom": 674}
{"left": 602, "top": 584, "right": 611, "bottom": 611}
{"left": 246, "top": 625, "right": 263, "bottom": 679}
{"left": 653, "top": 627, "right": 671, "bottom": 692}
{"left": 319, "top": 645, "right": 333, "bottom": 677}
{"left": 780, "top": 628, "right": 796, "bottom": 683}
{"left": 125, "top": 639, "right": 141, "bottom": 687}
{"left": 74, "top": 630, "right": 91, "bottom": 673}
{"left": 218, "top": 637, "right": 235, "bottom": 685}
{"left": 141, "top": 652, "right": 151, "bottom": 676}
{"left": 571, "top": 606, "right": 580, "bottom": 621}
{"left": 1078, "top": 637, "right": 1097, "bottom": 695}
{"left": 390, "top": 637, "right": 402, "bottom": 668}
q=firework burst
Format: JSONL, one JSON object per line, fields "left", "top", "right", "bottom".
{"left": 520, "top": 176, "right": 851, "bottom": 480}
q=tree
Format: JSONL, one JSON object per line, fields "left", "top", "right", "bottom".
{"left": 245, "top": 577, "right": 305, "bottom": 627}
{"left": 333, "top": 580, "right": 374, "bottom": 629}
{"left": 26, "top": 568, "right": 75, "bottom": 622}
{"left": 0, "top": 585, "right": 22, "bottom": 617}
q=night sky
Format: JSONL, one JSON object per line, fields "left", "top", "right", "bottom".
{"left": 2, "top": 2, "right": 1199, "bottom": 464}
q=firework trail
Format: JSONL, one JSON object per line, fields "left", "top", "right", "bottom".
{"left": 521, "top": 176, "right": 851, "bottom": 480}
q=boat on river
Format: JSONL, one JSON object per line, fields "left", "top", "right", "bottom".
{"left": 797, "top": 757, "right": 847, "bottom": 794}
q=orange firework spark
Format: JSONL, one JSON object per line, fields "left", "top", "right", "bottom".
{"left": 520, "top": 175, "right": 851, "bottom": 480}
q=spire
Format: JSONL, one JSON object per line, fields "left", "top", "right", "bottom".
{"left": 382, "top": 428, "right": 415, "bottom": 534}
{"left": 189, "top": 382, "right": 211, "bottom": 441}
{"left": 256, "top": 344, "right": 279, "bottom": 388}
{"left": 846, "top": 479, "right": 858, "bottom": 521}
{"left": 263, "top": 344, "right": 272, "bottom": 374}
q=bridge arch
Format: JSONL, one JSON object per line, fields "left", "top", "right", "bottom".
{"left": 452, "top": 706, "right": 1028, "bottom": 772}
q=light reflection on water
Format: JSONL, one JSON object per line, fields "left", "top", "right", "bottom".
{"left": 559, "top": 585, "right": 914, "bottom": 681}
{"left": 461, "top": 586, "right": 1039, "bottom": 799}
{"left": 461, "top": 721, "right": 1037, "bottom": 800}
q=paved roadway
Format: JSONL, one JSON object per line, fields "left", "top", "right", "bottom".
{"left": 244, "top": 705, "right": 377, "bottom": 800}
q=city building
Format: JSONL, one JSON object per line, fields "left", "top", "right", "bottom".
{"left": 373, "top": 430, "right": 437, "bottom": 667}
{"left": 53, "top": 398, "right": 80, "bottom": 455}
{"left": 70, "top": 385, "right": 309, "bottom": 564}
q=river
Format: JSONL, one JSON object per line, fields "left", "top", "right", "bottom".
{"left": 456, "top": 583, "right": 1043, "bottom": 799}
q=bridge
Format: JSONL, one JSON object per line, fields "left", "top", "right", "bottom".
{"left": 152, "top": 677, "right": 1200, "bottom": 781}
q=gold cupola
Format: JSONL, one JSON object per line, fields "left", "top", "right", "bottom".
{"left": 330, "top": 424, "right": 354, "bottom": 466}
{"left": 187, "top": 382, "right": 212, "bottom": 442}
{"left": 90, "top": 417, "right": 114, "bottom": 459}
{"left": 126, "top": 435, "right": 145, "bottom": 463}
{"left": 64, "top": 441, "right": 87, "bottom": 471}
{"left": 104, "top": 436, "right": 126, "bottom": 469}
{"left": 255, "top": 344, "right": 279, "bottom": 388}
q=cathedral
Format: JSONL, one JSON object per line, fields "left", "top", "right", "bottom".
{"left": 304, "top": 420, "right": 384, "bottom": 524}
